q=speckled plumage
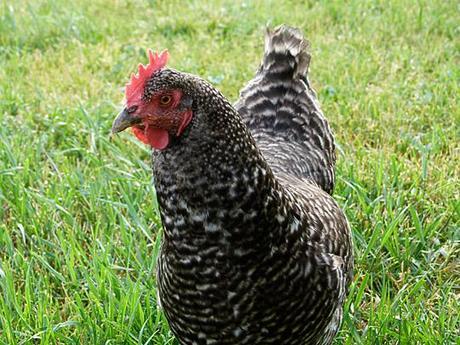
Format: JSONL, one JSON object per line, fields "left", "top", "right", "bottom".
{"left": 143, "top": 26, "right": 353, "bottom": 344}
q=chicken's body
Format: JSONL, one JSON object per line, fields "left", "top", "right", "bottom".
{"left": 113, "top": 25, "right": 353, "bottom": 345}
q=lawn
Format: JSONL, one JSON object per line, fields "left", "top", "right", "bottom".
{"left": 0, "top": 0, "right": 458, "bottom": 344}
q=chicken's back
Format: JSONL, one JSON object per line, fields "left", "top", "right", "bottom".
{"left": 235, "top": 25, "right": 336, "bottom": 194}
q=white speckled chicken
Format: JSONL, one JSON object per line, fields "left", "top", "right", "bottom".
{"left": 112, "top": 25, "right": 353, "bottom": 345}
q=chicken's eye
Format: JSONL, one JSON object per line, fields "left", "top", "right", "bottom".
{"left": 160, "top": 95, "right": 172, "bottom": 105}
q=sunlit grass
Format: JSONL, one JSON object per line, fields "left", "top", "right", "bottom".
{"left": 0, "top": 0, "right": 458, "bottom": 344}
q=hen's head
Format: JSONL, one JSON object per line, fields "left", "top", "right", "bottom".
{"left": 112, "top": 50, "right": 194, "bottom": 150}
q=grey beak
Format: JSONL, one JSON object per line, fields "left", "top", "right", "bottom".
{"left": 111, "top": 108, "right": 141, "bottom": 134}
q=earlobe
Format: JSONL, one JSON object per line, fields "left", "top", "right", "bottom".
{"left": 176, "top": 110, "right": 193, "bottom": 136}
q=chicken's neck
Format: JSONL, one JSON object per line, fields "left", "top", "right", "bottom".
{"left": 152, "top": 102, "right": 292, "bottom": 258}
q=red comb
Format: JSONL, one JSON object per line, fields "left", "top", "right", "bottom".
{"left": 125, "top": 49, "right": 169, "bottom": 103}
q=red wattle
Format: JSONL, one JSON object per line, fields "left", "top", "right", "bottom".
{"left": 132, "top": 127, "right": 149, "bottom": 144}
{"left": 146, "top": 127, "right": 170, "bottom": 150}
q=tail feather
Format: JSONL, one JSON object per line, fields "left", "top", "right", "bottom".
{"left": 262, "top": 25, "right": 310, "bottom": 79}
{"left": 235, "top": 25, "right": 336, "bottom": 194}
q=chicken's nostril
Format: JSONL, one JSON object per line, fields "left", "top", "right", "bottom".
{"left": 127, "top": 105, "right": 138, "bottom": 114}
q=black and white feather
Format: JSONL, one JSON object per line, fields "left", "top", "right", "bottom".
{"left": 236, "top": 25, "right": 336, "bottom": 194}
{"left": 141, "top": 25, "right": 353, "bottom": 345}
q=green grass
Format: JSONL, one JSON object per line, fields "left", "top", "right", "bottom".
{"left": 0, "top": 0, "right": 458, "bottom": 344}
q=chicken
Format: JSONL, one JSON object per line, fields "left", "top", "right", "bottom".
{"left": 112, "top": 25, "right": 353, "bottom": 345}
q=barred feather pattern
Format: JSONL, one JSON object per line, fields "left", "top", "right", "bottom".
{"left": 235, "top": 25, "right": 336, "bottom": 194}
{"left": 140, "top": 25, "right": 353, "bottom": 345}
